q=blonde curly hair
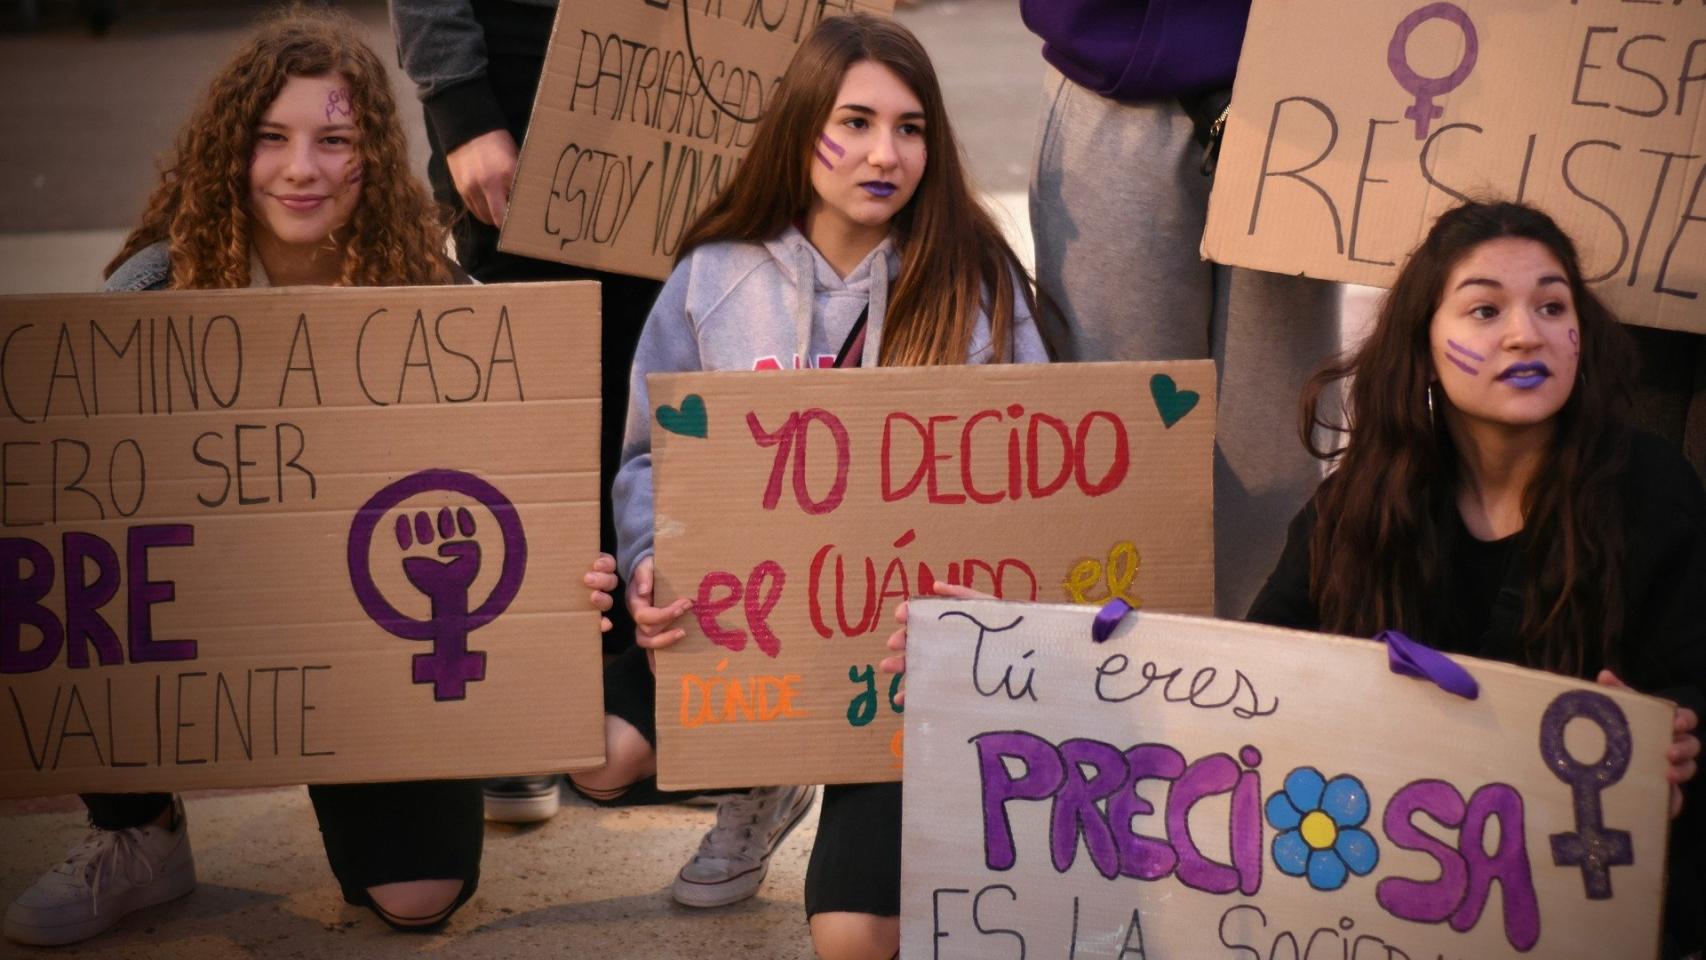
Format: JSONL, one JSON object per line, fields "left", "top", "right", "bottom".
{"left": 107, "top": 5, "right": 450, "bottom": 288}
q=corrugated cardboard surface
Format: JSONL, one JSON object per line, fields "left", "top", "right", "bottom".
{"left": 503, "top": 0, "right": 894, "bottom": 282}
{"left": 1204, "top": 0, "right": 1706, "bottom": 333}
{"left": 650, "top": 361, "right": 1215, "bottom": 789}
{"left": 901, "top": 600, "right": 1672, "bottom": 960}
{"left": 0, "top": 283, "right": 605, "bottom": 796}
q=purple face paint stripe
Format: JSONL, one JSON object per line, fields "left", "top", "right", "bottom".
{"left": 1446, "top": 339, "right": 1486, "bottom": 362}
{"left": 1444, "top": 354, "right": 1479, "bottom": 376}
{"left": 813, "top": 149, "right": 835, "bottom": 171}
{"left": 818, "top": 133, "right": 845, "bottom": 157}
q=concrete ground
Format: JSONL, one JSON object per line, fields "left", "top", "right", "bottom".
{"left": 0, "top": 2, "right": 1036, "bottom": 958}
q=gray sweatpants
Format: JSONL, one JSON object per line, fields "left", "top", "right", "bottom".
{"left": 1030, "top": 65, "right": 1340, "bottom": 618}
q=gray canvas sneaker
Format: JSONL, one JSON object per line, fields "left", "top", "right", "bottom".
{"left": 673, "top": 784, "right": 817, "bottom": 908}
{"left": 483, "top": 775, "right": 563, "bottom": 823}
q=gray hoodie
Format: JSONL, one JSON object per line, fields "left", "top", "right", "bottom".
{"left": 613, "top": 225, "right": 1049, "bottom": 579}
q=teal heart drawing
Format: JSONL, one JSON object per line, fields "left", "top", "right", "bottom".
{"left": 657, "top": 394, "right": 708, "bottom": 439}
{"left": 1150, "top": 374, "right": 1200, "bottom": 429}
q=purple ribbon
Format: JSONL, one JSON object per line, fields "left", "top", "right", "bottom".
{"left": 1092, "top": 598, "right": 1134, "bottom": 643}
{"left": 1375, "top": 629, "right": 1479, "bottom": 700}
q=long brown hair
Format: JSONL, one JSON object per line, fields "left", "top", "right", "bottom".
{"left": 1300, "top": 201, "right": 1635, "bottom": 674}
{"left": 677, "top": 13, "right": 1033, "bottom": 366}
{"left": 106, "top": 5, "right": 449, "bottom": 288}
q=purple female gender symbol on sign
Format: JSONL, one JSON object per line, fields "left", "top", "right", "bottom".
{"left": 347, "top": 469, "right": 527, "bottom": 701}
{"left": 1388, "top": 2, "right": 1479, "bottom": 140}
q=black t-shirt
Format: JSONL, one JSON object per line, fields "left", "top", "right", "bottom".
{"left": 1247, "top": 430, "right": 1706, "bottom": 954}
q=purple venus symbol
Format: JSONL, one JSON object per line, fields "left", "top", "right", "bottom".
{"left": 347, "top": 469, "right": 527, "bottom": 701}
{"left": 1388, "top": 2, "right": 1479, "bottom": 140}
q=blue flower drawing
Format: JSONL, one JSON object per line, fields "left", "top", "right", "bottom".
{"left": 1266, "top": 767, "right": 1379, "bottom": 891}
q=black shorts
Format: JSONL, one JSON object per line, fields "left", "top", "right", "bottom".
{"left": 307, "top": 779, "right": 483, "bottom": 912}
{"left": 804, "top": 781, "right": 902, "bottom": 918}
{"left": 602, "top": 642, "right": 658, "bottom": 744}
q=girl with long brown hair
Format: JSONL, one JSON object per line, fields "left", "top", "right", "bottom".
{"left": 1247, "top": 200, "right": 1704, "bottom": 957}
{"left": 595, "top": 12, "right": 1045, "bottom": 955}
{"left": 4, "top": 8, "right": 490, "bottom": 946}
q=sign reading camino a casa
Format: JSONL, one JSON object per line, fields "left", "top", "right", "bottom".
{"left": 649, "top": 361, "right": 1215, "bottom": 789}
{"left": 0, "top": 284, "right": 605, "bottom": 796}
{"left": 900, "top": 600, "right": 1674, "bottom": 960}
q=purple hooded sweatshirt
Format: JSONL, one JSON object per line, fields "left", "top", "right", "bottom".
{"left": 1020, "top": 0, "right": 1253, "bottom": 102}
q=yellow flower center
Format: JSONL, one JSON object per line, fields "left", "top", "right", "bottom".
{"left": 1300, "top": 810, "right": 1338, "bottom": 851}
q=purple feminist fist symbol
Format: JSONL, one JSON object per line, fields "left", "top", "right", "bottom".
{"left": 347, "top": 470, "right": 527, "bottom": 701}
{"left": 1388, "top": 2, "right": 1478, "bottom": 140}
{"left": 1539, "top": 690, "right": 1634, "bottom": 899}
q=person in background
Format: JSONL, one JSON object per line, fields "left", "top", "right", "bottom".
{"left": 1020, "top": 0, "right": 1341, "bottom": 619}
{"left": 388, "top": 0, "right": 664, "bottom": 830}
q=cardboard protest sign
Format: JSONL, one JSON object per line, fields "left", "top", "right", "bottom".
{"left": 503, "top": 0, "right": 894, "bottom": 281}
{"left": 0, "top": 283, "right": 604, "bottom": 797}
{"left": 648, "top": 361, "right": 1215, "bottom": 789}
{"left": 1203, "top": 0, "right": 1706, "bottom": 334}
{"left": 900, "top": 600, "right": 1674, "bottom": 960}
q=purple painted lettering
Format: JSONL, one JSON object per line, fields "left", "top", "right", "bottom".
{"left": 127, "top": 524, "right": 197, "bottom": 663}
{"left": 973, "top": 730, "right": 1065, "bottom": 871}
{"left": 0, "top": 537, "right": 63, "bottom": 673}
{"left": 1167, "top": 753, "right": 1243, "bottom": 894}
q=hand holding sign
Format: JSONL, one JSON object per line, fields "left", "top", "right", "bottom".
{"left": 880, "top": 581, "right": 989, "bottom": 707}
{"left": 627, "top": 556, "right": 693, "bottom": 653}
{"left": 587, "top": 553, "right": 619, "bottom": 633}
{"left": 1597, "top": 670, "right": 1701, "bottom": 819}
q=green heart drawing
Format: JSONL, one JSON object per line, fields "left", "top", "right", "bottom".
{"left": 1149, "top": 374, "right": 1200, "bottom": 429}
{"left": 657, "top": 394, "right": 708, "bottom": 439}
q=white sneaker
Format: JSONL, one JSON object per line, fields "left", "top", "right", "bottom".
{"left": 672, "top": 784, "right": 816, "bottom": 908}
{"left": 4, "top": 798, "right": 197, "bottom": 946}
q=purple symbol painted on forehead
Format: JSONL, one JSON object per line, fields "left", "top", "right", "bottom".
{"left": 1445, "top": 339, "right": 1485, "bottom": 363}
{"left": 1443, "top": 353, "right": 1479, "bottom": 377}
{"left": 325, "top": 88, "right": 353, "bottom": 122}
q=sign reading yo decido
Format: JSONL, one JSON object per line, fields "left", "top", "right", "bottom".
{"left": 650, "top": 361, "right": 1215, "bottom": 790}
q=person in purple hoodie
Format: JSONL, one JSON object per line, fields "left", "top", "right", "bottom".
{"left": 1021, "top": 0, "right": 1340, "bottom": 620}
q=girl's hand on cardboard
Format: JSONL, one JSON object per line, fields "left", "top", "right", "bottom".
{"left": 880, "top": 582, "right": 990, "bottom": 707}
{"left": 1597, "top": 670, "right": 1700, "bottom": 819}
{"left": 586, "top": 553, "right": 618, "bottom": 633}
{"left": 627, "top": 556, "right": 693, "bottom": 651}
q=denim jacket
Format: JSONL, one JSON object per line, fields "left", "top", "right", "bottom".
{"left": 103, "top": 241, "right": 171, "bottom": 293}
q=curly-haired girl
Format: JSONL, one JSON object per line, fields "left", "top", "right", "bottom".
{"left": 4, "top": 7, "right": 494, "bottom": 946}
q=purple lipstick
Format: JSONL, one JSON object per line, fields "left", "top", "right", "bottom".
{"left": 1496, "top": 361, "right": 1551, "bottom": 389}
{"left": 860, "top": 181, "right": 896, "bottom": 197}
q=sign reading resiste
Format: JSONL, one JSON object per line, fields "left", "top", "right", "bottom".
{"left": 649, "top": 361, "right": 1214, "bottom": 789}
{"left": 901, "top": 600, "right": 1674, "bottom": 960}
{"left": 1204, "top": 0, "right": 1706, "bottom": 333}
{"left": 0, "top": 284, "right": 605, "bottom": 797}
{"left": 503, "top": 0, "right": 894, "bottom": 281}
